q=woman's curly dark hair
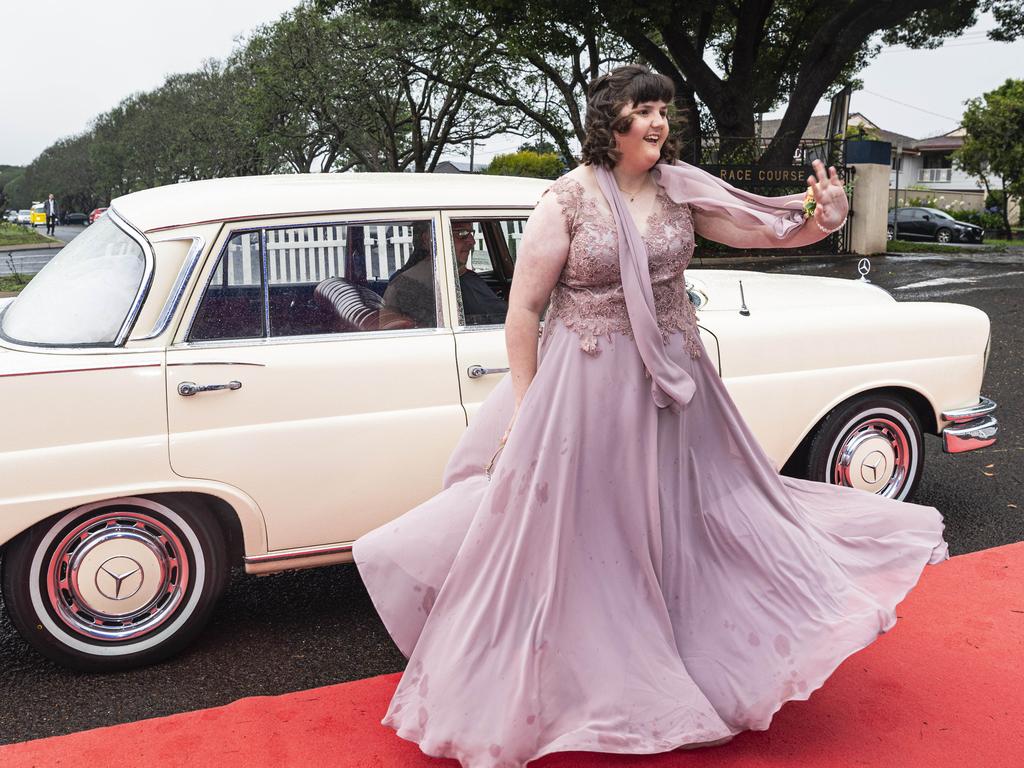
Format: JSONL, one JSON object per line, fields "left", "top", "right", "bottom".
{"left": 581, "top": 64, "right": 680, "bottom": 169}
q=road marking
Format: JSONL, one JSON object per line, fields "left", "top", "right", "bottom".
{"left": 896, "top": 271, "right": 1024, "bottom": 291}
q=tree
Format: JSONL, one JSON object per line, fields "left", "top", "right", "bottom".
{"left": 20, "top": 133, "right": 102, "bottom": 213}
{"left": 240, "top": 1, "right": 521, "bottom": 173}
{"left": 327, "top": 0, "right": 633, "bottom": 168}
{"left": 337, "top": 0, "right": 1022, "bottom": 165}
{"left": 73, "top": 59, "right": 277, "bottom": 205}
{"left": 0, "top": 166, "right": 25, "bottom": 210}
{"left": 955, "top": 78, "right": 1024, "bottom": 234}
{"left": 485, "top": 150, "right": 564, "bottom": 178}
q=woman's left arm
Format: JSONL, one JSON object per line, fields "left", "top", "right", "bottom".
{"left": 653, "top": 158, "right": 849, "bottom": 250}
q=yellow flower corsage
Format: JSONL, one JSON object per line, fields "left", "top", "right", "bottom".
{"left": 802, "top": 185, "right": 816, "bottom": 219}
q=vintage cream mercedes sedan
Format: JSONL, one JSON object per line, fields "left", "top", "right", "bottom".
{"left": 0, "top": 173, "right": 997, "bottom": 671}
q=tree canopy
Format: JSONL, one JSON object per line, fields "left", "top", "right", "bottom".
{"left": 10, "top": 0, "right": 1024, "bottom": 209}
{"left": 955, "top": 78, "right": 1024, "bottom": 232}
{"left": 9, "top": 1, "right": 523, "bottom": 206}
{"left": 334, "top": 0, "right": 1023, "bottom": 164}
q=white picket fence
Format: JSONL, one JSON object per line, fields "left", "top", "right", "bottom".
{"left": 220, "top": 220, "right": 527, "bottom": 287}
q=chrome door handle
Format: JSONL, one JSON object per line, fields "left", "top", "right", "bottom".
{"left": 467, "top": 365, "right": 510, "bottom": 379}
{"left": 178, "top": 380, "right": 242, "bottom": 397}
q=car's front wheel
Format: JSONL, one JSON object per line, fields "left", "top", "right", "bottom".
{"left": 803, "top": 393, "right": 924, "bottom": 501}
{"left": 935, "top": 227, "right": 953, "bottom": 244}
{"left": 1, "top": 495, "right": 228, "bottom": 672}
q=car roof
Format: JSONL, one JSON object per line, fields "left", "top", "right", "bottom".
{"left": 111, "top": 172, "right": 554, "bottom": 233}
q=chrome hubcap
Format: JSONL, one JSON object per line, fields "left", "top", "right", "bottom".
{"left": 830, "top": 416, "right": 913, "bottom": 498}
{"left": 46, "top": 511, "right": 190, "bottom": 641}
{"left": 937, "top": 231, "right": 951, "bottom": 243}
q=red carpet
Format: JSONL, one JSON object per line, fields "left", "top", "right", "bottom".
{"left": 3, "top": 543, "right": 1022, "bottom": 768}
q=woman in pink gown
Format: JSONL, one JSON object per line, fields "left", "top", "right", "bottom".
{"left": 352, "top": 65, "right": 948, "bottom": 767}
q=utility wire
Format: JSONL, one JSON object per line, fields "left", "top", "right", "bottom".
{"left": 879, "top": 40, "right": 1013, "bottom": 53}
{"left": 860, "top": 89, "right": 959, "bottom": 122}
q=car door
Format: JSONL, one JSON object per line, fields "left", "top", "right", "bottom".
{"left": 165, "top": 213, "right": 467, "bottom": 553}
{"left": 441, "top": 211, "right": 525, "bottom": 418}
{"left": 896, "top": 208, "right": 921, "bottom": 239}
{"left": 918, "top": 209, "right": 940, "bottom": 239}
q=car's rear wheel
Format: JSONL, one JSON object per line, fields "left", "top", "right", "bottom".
{"left": 804, "top": 393, "right": 924, "bottom": 501}
{"left": 1, "top": 495, "right": 228, "bottom": 672}
{"left": 887, "top": 226, "right": 895, "bottom": 241}
{"left": 935, "top": 228, "right": 952, "bottom": 244}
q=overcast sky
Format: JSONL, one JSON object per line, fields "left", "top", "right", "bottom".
{"left": 2, "top": 3, "right": 1021, "bottom": 167}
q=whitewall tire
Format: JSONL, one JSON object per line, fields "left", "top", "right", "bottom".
{"left": 804, "top": 394, "right": 924, "bottom": 501}
{"left": 2, "top": 495, "right": 228, "bottom": 672}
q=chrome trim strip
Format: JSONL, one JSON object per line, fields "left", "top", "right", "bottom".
{"left": 245, "top": 542, "right": 354, "bottom": 565}
{"left": 146, "top": 206, "right": 536, "bottom": 234}
{"left": 261, "top": 228, "right": 271, "bottom": 337}
{"left": 166, "top": 361, "right": 266, "bottom": 367}
{"left": 175, "top": 326, "right": 451, "bottom": 350}
{"left": 941, "top": 396, "right": 997, "bottom": 424}
{"left": 137, "top": 235, "right": 207, "bottom": 340}
{"left": 942, "top": 414, "right": 998, "bottom": 453}
{"left": 110, "top": 209, "right": 156, "bottom": 347}
{"left": 0, "top": 363, "right": 161, "bottom": 379}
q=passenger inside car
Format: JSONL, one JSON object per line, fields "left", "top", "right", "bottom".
{"left": 381, "top": 221, "right": 438, "bottom": 328}
{"left": 383, "top": 220, "right": 508, "bottom": 327}
{"left": 450, "top": 219, "right": 509, "bottom": 326}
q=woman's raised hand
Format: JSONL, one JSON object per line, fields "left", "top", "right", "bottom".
{"left": 806, "top": 159, "right": 848, "bottom": 229}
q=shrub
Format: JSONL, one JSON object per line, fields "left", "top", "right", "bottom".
{"left": 485, "top": 151, "right": 565, "bottom": 180}
{"left": 947, "top": 209, "right": 1004, "bottom": 229}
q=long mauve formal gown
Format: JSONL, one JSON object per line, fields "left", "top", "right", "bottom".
{"left": 352, "top": 161, "right": 949, "bottom": 768}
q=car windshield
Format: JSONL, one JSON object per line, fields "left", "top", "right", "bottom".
{"left": 0, "top": 217, "right": 147, "bottom": 345}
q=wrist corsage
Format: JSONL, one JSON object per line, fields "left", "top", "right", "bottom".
{"left": 803, "top": 185, "right": 846, "bottom": 234}
{"left": 802, "top": 186, "right": 816, "bottom": 220}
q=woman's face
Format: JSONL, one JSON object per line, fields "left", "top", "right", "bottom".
{"left": 614, "top": 100, "right": 669, "bottom": 168}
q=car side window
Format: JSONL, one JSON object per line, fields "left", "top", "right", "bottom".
{"left": 269, "top": 220, "right": 439, "bottom": 336}
{"left": 190, "top": 221, "right": 440, "bottom": 342}
{"left": 450, "top": 218, "right": 525, "bottom": 327}
{"left": 189, "top": 231, "right": 264, "bottom": 341}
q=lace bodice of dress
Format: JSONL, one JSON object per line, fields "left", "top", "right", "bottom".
{"left": 544, "top": 174, "right": 702, "bottom": 359}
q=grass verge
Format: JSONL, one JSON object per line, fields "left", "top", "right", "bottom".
{"left": 0, "top": 222, "right": 57, "bottom": 247}
{"left": 981, "top": 239, "right": 1024, "bottom": 248}
{"left": 886, "top": 239, "right": 1007, "bottom": 254}
{"left": 0, "top": 275, "right": 29, "bottom": 294}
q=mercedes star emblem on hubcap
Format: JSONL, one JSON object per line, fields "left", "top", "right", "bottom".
{"left": 860, "top": 451, "right": 887, "bottom": 484}
{"left": 95, "top": 556, "right": 145, "bottom": 601}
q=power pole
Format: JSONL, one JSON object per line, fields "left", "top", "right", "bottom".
{"left": 893, "top": 144, "right": 902, "bottom": 241}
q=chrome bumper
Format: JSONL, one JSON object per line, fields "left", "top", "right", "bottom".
{"left": 941, "top": 396, "right": 998, "bottom": 453}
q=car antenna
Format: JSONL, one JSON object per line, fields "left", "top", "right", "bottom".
{"left": 738, "top": 279, "right": 750, "bottom": 316}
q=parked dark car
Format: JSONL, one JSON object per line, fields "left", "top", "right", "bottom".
{"left": 61, "top": 212, "right": 89, "bottom": 225}
{"left": 887, "top": 207, "right": 984, "bottom": 244}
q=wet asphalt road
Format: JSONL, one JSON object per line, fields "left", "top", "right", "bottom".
{"left": 1, "top": 248, "right": 1022, "bottom": 745}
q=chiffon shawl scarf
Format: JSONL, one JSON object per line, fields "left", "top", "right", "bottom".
{"left": 594, "top": 161, "right": 806, "bottom": 412}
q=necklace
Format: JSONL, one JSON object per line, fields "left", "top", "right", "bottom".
{"left": 615, "top": 173, "right": 650, "bottom": 202}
